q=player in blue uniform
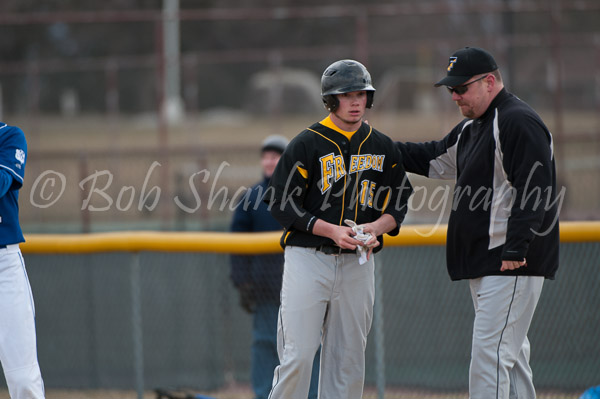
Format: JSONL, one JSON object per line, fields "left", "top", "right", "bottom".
{"left": 0, "top": 122, "right": 45, "bottom": 399}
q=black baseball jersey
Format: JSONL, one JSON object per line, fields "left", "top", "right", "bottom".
{"left": 267, "top": 117, "right": 413, "bottom": 252}
{"left": 398, "top": 88, "right": 560, "bottom": 280}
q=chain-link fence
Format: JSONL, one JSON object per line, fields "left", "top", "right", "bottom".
{"left": 14, "top": 228, "right": 600, "bottom": 399}
{"left": 2, "top": 1, "right": 600, "bottom": 234}
{"left": 2, "top": 3, "right": 599, "bottom": 397}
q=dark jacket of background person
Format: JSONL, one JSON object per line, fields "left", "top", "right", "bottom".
{"left": 230, "top": 177, "right": 283, "bottom": 310}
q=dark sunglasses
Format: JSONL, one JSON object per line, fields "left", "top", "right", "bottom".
{"left": 446, "top": 75, "right": 489, "bottom": 95}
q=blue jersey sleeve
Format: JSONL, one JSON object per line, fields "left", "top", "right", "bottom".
{"left": 0, "top": 124, "right": 27, "bottom": 189}
{"left": 0, "top": 169, "right": 12, "bottom": 198}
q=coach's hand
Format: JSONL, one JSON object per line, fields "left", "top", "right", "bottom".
{"left": 500, "top": 259, "right": 527, "bottom": 271}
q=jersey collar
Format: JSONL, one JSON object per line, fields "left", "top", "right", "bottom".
{"left": 319, "top": 116, "right": 357, "bottom": 141}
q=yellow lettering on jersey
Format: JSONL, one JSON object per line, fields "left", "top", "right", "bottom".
{"left": 320, "top": 153, "right": 334, "bottom": 193}
{"left": 360, "top": 180, "right": 369, "bottom": 205}
{"left": 378, "top": 155, "right": 385, "bottom": 171}
{"left": 334, "top": 156, "right": 345, "bottom": 181}
{"left": 364, "top": 155, "right": 372, "bottom": 170}
{"left": 358, "top": 179, "right": 378, "bottom": 208}
{"left": 349, "top": 156, "right": 359, "bottom": 174}
{"left": 319, "top": 153, "right": 346, "bottom": 194}
{"left": 358, "top": 155, "right": 366, "bottom": 171}
{"left": 368, "top": 181, "right": 376, "bottom": 207}
{"left": 349, "top": 154, "right": 385, "bottom": 174}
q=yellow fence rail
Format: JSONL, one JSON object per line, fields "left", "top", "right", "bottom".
{"left": 17, "top": 220, "right": 600, "bottom": 399}
{"left": 21, "top": 221, "right": 600, "bottom": 254}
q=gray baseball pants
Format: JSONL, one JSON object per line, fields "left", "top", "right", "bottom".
{"left": 0, "top": 246, "right": 45, "bottom": 399}
{"left": 269, "top": 246, "right": 375, "bottom": 399}
{"left": 469, "top": 275, "right": 544, "bottom": 399}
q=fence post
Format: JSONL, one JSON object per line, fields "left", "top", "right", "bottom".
{"left": 78, "top": 155, "right": 90, "bottom": 233}
{"left": 374, "top": 260, "right": 386, "bottom": 399}
{"left": 131, "top": 252, "right": 145, "bottom": 399}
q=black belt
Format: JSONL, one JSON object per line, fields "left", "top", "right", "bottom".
{"left": 0, "top": 245, "right": 6, "bottom": 249}
{"left": 316, "top": 244, "right": 356, "bottom": 255}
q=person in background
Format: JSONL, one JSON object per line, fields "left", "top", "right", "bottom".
{"left": 230, "top": 134, "right": 319, "bottom": 399}
{"left": 0, "top": 122, "right": 45, "bottom": 399}
{"left": 397, "top": 47, "right": 560, "bottom": 399}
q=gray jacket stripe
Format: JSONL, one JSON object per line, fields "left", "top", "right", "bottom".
{"left": 489, "top": 109, "right": 513, "bottom": 250}
{"left": 427, "top": 121, "right": 471, "bottom": 180}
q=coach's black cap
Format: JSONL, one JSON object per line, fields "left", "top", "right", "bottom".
{"left": 434, "top": 47, "right": 498, "bottom": 87}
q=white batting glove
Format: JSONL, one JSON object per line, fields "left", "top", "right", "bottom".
{"left": 344, "top": 219, "right": 373, "bottom": 265}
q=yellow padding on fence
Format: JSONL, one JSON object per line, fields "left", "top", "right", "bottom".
{"left": 21, "top": 231, "right": 282, "bottom": 255}
{"left": 20, "top": 221, "right": 600, "bottom": 255}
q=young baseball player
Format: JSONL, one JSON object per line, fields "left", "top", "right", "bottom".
{"left": 396, "top": 47, "right": 560, "bottom": 399}
{"left": 266, "top": 59, "right": 413, "bottom": 399}
{"left": 0, "top": 122, "right": 45, "bottom": 398}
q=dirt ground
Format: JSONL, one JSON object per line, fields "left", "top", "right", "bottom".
{"left": 0, "top": 386, "right": 584, "bottom": 399}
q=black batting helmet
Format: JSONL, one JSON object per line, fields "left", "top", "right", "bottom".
{"left": 321, "top": 59, "right": 376, "bottom": 112}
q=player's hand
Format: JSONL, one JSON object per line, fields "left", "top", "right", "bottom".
{"left": 365, "top": 239, "right": 380, "bottom": 260}
{"left": 500, "top": 259, "right": 527, "bottom": 271}
{"left": 313, "top": 219, "right": 362, "bottom": 249}
{"left": 332, "top": 226, "right": 363, "bottom": 249}
{"left": 358, "top": 222, "right": 381, "bottom": 260}
{"left": 360, "top": 222, "right": 380, "bottom": 239}
{"left": 363, "top": 232, "right": 380, "bottom": 261}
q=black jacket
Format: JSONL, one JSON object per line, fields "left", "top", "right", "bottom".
{"left": 398, "top": 89, "right": 560, "bottom": 280}
{"left": 230, "top": 177, "right": 283, "bottom": 303}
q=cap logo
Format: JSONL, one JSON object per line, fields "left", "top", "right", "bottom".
{"left": 447, "top": 57, "right": 457, "bottom": 71}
